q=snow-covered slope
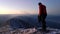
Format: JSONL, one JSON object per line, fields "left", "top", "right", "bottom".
{"left": 0, "top": 15, "right": 60, "bottom": 34}
{"left": 7, "top": 27, "right": 60, "bottom": 34}
{"left": 0, "top": 25, "right": 60, "bottom": 34}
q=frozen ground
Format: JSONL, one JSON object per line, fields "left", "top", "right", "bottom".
{"left": 15, "top": 27, "right": 60, "bottom": 34}
{"left": 0, "top": 25, "right": 60, "bottom": 34}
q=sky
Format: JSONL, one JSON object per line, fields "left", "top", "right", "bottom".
{"left": 0, "top": 0, "right": 60, "bottom": 15}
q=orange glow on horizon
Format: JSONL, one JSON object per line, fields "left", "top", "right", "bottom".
{"left": 0, "top": 7, "right": 37, "bottom": 14}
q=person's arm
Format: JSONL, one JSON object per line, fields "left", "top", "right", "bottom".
{"left": 39, "top": 5, "right": 42, "bottom": 16}
{"left": 44, "top": 5, "right": 47, "bottom": 16}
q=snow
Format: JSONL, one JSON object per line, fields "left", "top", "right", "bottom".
{"left": 10, "top": 28, "right": 60, "bottom": 34}
{"left": 0, "top": 25, "right": 60, "bottom": 34}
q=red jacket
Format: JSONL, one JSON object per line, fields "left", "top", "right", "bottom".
{"left": 39, "top": 4, "right": 47, "bottom": 16}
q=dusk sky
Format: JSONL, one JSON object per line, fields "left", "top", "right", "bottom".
{"left": 0, "top": 0, "right": 60, "bottom": 15}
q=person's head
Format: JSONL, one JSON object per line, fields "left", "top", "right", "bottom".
{"left": 38, "top": 2, "right": 42, "bottom": 5}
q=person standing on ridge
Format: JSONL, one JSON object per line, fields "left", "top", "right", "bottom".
{"left": 38, "top": 2, "right": 47, "bottom": 31}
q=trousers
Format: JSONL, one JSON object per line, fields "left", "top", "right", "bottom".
{"left": 38, "top": 15, "right": 47, "bottom": 31}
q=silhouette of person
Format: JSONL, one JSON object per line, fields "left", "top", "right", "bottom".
{"left": 38, "top": 2, "right": 47, "bottom": 31}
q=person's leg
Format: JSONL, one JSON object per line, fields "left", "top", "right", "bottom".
{"left": 42, "top": 20, "right": 46, "bottom": 31}
{"left": 38, "top": 15, "right": 42, "bottom": 27}
{"left": 38, "top": 15, "right": 41, "bottom": 22}
{"left": 41, "top": 16, "right": 46, "bottom": 31}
